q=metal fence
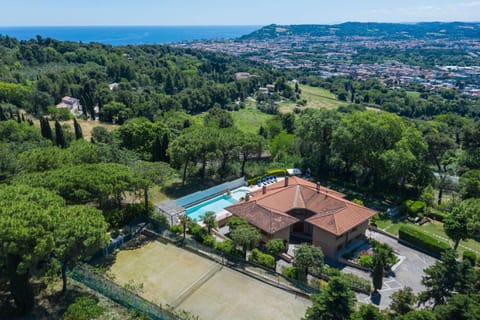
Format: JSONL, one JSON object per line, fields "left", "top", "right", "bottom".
{"left": 71, "top": 264, "right": 184, "bottom": 320}
{"left": 175, "top": 177, "right": 246, "bottom": 208}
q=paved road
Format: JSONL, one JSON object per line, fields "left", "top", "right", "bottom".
{"left": 342, "top": 230, "right": 437, "bottom": 309}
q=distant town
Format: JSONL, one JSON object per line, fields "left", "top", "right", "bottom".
{"left": 174, "top": 33, "right": 480, "bottom": 97}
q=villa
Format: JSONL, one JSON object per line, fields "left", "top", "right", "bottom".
{"left": 56, "top": 96, "right": 82, "bottom": 116}
{"left": 225, "top": 176, "right": 377, "bottom": 258}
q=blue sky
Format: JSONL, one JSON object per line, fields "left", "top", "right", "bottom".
{"left": 2, "top": 0, "right": 480, "bottom": 26}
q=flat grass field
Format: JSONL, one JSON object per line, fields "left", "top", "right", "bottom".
{"left": 279, "top": 85, "right": 347, "bottom": 113}
{"left": 108, "top": 240, "right": 310, "bottom": 320}
{"left": 231, "top": 107, "right": 274, "bottom": 134}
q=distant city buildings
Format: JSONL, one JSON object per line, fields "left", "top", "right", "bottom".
{"left": 173, "top": 35, "right": 480, "bottom": 97}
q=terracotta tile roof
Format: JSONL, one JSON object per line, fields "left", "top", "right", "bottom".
{"left": 225, "top": 177, "right": 377, "bottom": 236}
{"left": 226, "top": 201, "right": 299, "bottom": 234}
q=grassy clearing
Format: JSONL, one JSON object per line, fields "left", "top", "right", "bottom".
{"left": 406, "top": 91, "right": 421, "bottom": 99}
{"left": 279, "top": 85, "right": 347, "bottom": 113}
{"left": 232, "top": 107, "right": 274, "bottom": 134}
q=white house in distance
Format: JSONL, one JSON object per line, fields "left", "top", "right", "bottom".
{"left": 56, "top": 96, "right": 83, "bottom": 116}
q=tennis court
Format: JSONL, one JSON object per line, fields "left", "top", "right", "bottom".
{"left": 108, "top": 240, "right": 310, "bottom": 320}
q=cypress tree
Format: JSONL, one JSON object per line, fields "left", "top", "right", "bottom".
{"left": 160, "top": 133, "right": 170, "bottom": 162}
{"left": 54, "top": 120, "right": 67, "bottom": 148}
{"left": 16, "top": 112, "right": 21, "bottom": 123}
{"left": 9, "top": 109, "right": 14, "bottom": 120}
{"left": 21, "top": 113, "right": 25, "bottom": 122}
{"left": 152, "top": 136, "right": 162, "bottom": 161}
{"left": 0, "top": 108, "right": 6, "bottom": 121}
{"left": 40, "top": 117, "right": 53, "bottom": 141}
{"left": 73, "top": 118, "right": 83, "bottom": 140}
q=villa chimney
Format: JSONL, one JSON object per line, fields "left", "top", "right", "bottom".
{"left": 262, "top": 185, "right": 267, "bottom": 194}
{"left": 325, "top": 189, "right": 328, "bottom": 199}
{"left": 316, "top": 182, "right": 320, "bottom": 194}
{"left": 245, "top": 193, "right": 250, "bottom": 201}
{"left": 284, "top": 176, "right": 289, "bottom": 187}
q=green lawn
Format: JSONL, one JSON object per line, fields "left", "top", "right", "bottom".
{"left": 406, "top": 91, "right": 421, "bottom": 99}
{"left": 231, "top": 107, "right": 274, "bottom": 134}
{"left": 279, "top": 85, "right": 347, "bottom": 113}
{"left": 377, "top": 217, "right": 480, "bottom": 256}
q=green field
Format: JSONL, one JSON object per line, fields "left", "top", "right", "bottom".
{"left": 231, "top": 107, "right": 274, "bottom": 134}
{"left": 406, "top": 91, "right": 421, "bottom": 99}
{"left": 279, "top": 85, "right": 347, "bottom": 113}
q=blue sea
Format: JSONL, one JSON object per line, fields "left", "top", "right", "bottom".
{"left": 0, "top": 26, "right": 260, "bottom": 46}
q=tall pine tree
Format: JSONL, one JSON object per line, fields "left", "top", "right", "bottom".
{"left": 73, "top": 118, "right": 83, "bottom": 140}
{"left": 160, "top": 133, "right": 169, "bottom": 162}
{"left": 0, "top": 108, "right": 6, "bottom": 121}
{"left": 54, "top": 120, "right": 67, "bottom": 148}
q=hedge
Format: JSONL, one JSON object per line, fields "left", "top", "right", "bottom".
{"left": 425, "top": 209, "right": 448, "bottom": 222}
{"left": 398, "top": 225, "right": 450, "bottom": 257}
{"left": 247, "top": 168, "right": 286, "bottom": 185}
{"left": 249, "top": 248, "right": 276, "bottom": 270}
{"left": 463, "top": 250, "right": 477, "bottom": 266}
{"left": 404, "top": 200, "right": 426, "bottom": 216}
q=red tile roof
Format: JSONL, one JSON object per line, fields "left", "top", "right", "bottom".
{"left": 225, "top": 177, "right": 377, "bottom": 236}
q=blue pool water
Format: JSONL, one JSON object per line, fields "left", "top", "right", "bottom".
{"left": 186, "top": 189, "right": 248, "bottom": 221}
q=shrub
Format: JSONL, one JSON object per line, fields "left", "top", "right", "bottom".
{"left": 249, "top": 248, "right": 275, "bottom": 270}
{"left": 247, "top": 168, "right": 286, "bottom": 185}
{"left": 189, "top": 223, "right": 207, "bottom": 242}
{"left": 282, "top": 266, "right": 299, "bottom": 280}
{"left": 215, "top": 239, "right": 237, "bottom": 256}
{"left": 266, "top": 239, "right": 285, "bottom": 256}
{"left": 202, "top": 234, "right": 216, "bottom": 247}
{"left": 352, "top": 198, "right": 364, "bottom": 206}
{"left": 398, "top": 225, "right": 450, "bottom": 257}
{"left": 404, "top": 200, "right": 426, "bottom": 216}
{"left": 63, "top": 296, "right": 105, "bottom": 320}
{"left": 170, "top": 224, "right": 184, "bottom": 235}
{"left": 463, "top": 250, "right": 477, "bottom": 266}
{"left": 358, "top": 254, "right": 373, "bottom": 269}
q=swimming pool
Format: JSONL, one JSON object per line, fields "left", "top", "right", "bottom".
{"left": 186, "top": 189, "right": 249, "bottom": 221}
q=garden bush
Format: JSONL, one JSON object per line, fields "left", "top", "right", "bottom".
{"left": 249, "top": 248, "right": 275, "bottom": 270}
{"left": 398, "top": 225, "right": 450, "bottom": 257}
{"left": 463, "top": 250, "right": 477, "bottom": 266}
{"left": 266, "top": 239, "right": 285, "bottom": 256}
{"left": 215, "top": 239, "right": 237, "bottom": 256}
{"left": 170, "top": 224, "right": 183, "bottom": 235}
{"left": 404, "top": 200, "right": 426, "bottom": 216}
{"left": 189, "top": 223, "right": 207, "bottom": 242}
{"left": 63, "top": 296, "right": 105, "bottom": 320}
{"left": 202, "top": 234, "right": 216, "bottom": 248}
{"left": 282, "top": 266, "right": 299, "bottom": 280}
{"left": 358, "top": 254, "right": 373, "bottom": 269}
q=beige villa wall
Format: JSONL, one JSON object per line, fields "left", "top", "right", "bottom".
{"left": 312, "top": 220, "right": 369, "bottom": 257}
{"left": 272, "top": 227, "right": 290, "bottom": 242}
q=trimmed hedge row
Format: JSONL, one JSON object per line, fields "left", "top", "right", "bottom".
{"left": 425, "top": 209, "right": 448, "bottom": 222}
{"left": 398, "top": 225, "right": 450, "bottom": 257}
{"left": 247, "top": 168, "right": 286, "bottom": 185}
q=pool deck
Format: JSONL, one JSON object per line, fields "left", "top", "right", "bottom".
{"left": 197, "top": 179, "right": 284, "bottom": 227}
